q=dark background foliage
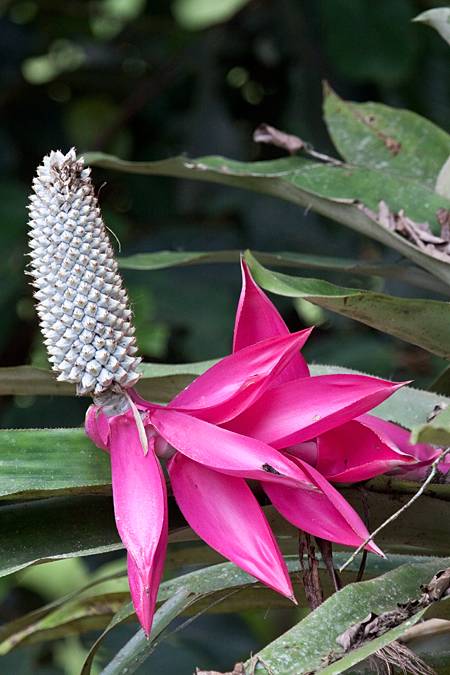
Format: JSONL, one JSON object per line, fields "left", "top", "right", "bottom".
{"left": 1, "top": 0, "right": 450, "bottom": 672}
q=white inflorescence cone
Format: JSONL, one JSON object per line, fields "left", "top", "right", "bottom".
{"left": 27, "top": 148, "right": 141, "bottom": 396}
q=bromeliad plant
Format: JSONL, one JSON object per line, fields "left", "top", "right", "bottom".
{"left": 4, "top": 9, "right": 450, "bottom": 674}
{"left": 27, "top": 150, "right": 447, "bottom": 643}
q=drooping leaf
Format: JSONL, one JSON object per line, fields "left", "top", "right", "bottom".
{"left": 243, "top": 252, "right": 450, "bottom": 360}
{"left": 0, "top": 362, "right": 216, "bottom": 400}
{"left": 250, "top": 559, "right": 450, "bottom": 675}
{"left": 117, "top": 249, "right": 450, "bottom": 296}
{"left": 83, "top": 151, "right": 450, "bottom": 286}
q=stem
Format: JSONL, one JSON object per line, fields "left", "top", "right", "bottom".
{"left": 339, "top": 447, "right": 450, "bottom": 573}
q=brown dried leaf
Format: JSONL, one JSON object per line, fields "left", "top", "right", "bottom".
{"left": 377, "top": 200, "right": 396, "bottom": 230}
{"left": 336, "top": 568, "right": 450, "bottom": 654}
{"left": 253, "top": 123, "right": 305, "bottom": 155}
{"left": 421, "top": 568, "right": 450, "bottom": 601}
{"left": 437, "top": 208, "right": 450, "bottom": 242}
{"left": 336, "top": 613, "right": 377, "bottom": 651}
{"left": 361, "top": 201, "right": 450, "bottom": 263}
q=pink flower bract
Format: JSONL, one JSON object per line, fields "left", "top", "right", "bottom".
{"left": 86, "top": 258, "right": 433, "bottom": 635}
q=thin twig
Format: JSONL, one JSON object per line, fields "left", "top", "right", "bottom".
{"left": 339, "top": 448, "right": 450, "bottom": 573}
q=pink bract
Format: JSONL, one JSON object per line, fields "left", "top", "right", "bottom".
{"left": 85, "top": 258, "right": 438, "bottom": 635}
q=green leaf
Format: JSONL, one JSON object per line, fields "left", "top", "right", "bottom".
{"left": 117, "top": 249, "right": 450, "bottom": 296}
{"left": 316, "top": 607, "right": 431, "bottom": 675}
{"left": 83, "top": 151, "right": 450, "bottom": 286}
{"left": 0, "top": 428, "right": 111, "bottom": 499}
{"left": 0, "top": 362, "right": 215, "bottom": 400}
{"left": 3, "top": 485, "right": 450, "bottom": 585}
{"left": 413, "top": 8, "right": 450, "bottom": 48}
{"left": 0, "top": 554, "right": 437, "bottom": 655}
{"left": 244, "top": 252, "right": 450, "bottom": 360}
{"left": 0, "top": 592, "right": 131, "bottom": 655}
{"left": 0, "top": 496, "right": 121, "bottom": 578}
{"left": 250, "top": 559, "right": 450, "bottom": 675}
{"left": 429, "top": 364, "right": 450, "bottom": 396}
{"left": 323, "top": 83, "right": 450, "bottom": 188}
{"left": 96, "top": 590, "right": 196, "bottom": 675}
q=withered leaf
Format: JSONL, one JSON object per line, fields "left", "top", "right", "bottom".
{"left": 336, "top": 568, "right": 450, "bottom": 655}
{"left": 421, "top": 568, "right": 450, "bottom": 601}
{"left": 336, "top": 613, "right": 377, "bottom": 651}
{"left": 253, "top": 123, "right": 305, "bottom": 155}
{"left": 359, "top": 201, "right": 450, "bottom": 263}
{"left": 437, "top": 208, "right": 450, "bottom": 242}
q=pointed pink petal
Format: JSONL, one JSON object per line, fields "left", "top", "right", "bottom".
{"left": 168, "top": 329, "right": 312, "bottom": 424}
{"left": 149, "top": 406, "right": 316, "bottom": 489}
{"left": 357, "top": 414, "right": 443, "bottom": 465}
{"left": 85, "top": 405, "right": 110, "bottom": 452}
{"left": 262, "top": 455, "right": 383, "bottom": 556}
{"left": 315, "top": 419, "right": 417, "bottom": 482}
{"left": 234, "top": 259, "right": 309, "bottom": 381}
{"left": 109, "top": 412, "right": 167, "bottom": 621}
{"left": 168, "top": 453, "right": 294, "bottom": 599}
{"left": 127, "top": 495, "right": 168, "bottom": 637}
{"left": 358, "top": 414, "right": 447, "bottom": 481}
{"left": 225, "top": 374, "right": 405, "bottom": 448}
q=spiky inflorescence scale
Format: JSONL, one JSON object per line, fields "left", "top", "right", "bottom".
{"left": 27, "top": 148, "right": 141, "bottom": 396}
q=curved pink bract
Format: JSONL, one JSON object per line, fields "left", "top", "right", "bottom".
{"left": 168, "top": 453, "right": 295, "bottom": 599}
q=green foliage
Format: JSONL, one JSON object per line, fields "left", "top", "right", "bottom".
{"left": 5, "top": 2, "right": 450, "bottom": 674}
{"left": 252, "top": 559, "right": 450, "bottom": 675}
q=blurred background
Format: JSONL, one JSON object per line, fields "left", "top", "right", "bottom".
{"left": 1, "top": 0, "right": 450, "bottom": 672}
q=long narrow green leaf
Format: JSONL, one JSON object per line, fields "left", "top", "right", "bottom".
{"left": 0, "top": 361, "right": 215, "bottom": 399}
{"left": 4, "top": 483, "right": 450, "bottom": 584}
{"left": 2, "top": 555, "right": 438, "bottom": 660}
{"left": 244, "top": 252, "right": 450, "bottom": 359}
{"left": 0, "top": 429, "right": 111, "bottom": 499}
{"left": 117, "top": 249, "right": 450, "bottom": 296}
{"left": 98, "top": 590, "right": 194, "bottom": 675}
{"left": 0, "top": 496, "right": 121, "bottom": 577}
{"left": 250, "top": 559, "right": 450, "bottom": 675}
{"left": 83, "top": 151, "right": 450, "bottom": 285}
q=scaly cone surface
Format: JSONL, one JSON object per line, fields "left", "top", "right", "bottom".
{"left": 27, "top": 148, "right": 141, "bottom": 395}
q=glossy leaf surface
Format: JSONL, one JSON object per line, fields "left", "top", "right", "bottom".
{"left": 251, "top": 559, "right": 450, "bottom": 675}
{"left": 83, "top": 151, "right": 450, "bottom": 285}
